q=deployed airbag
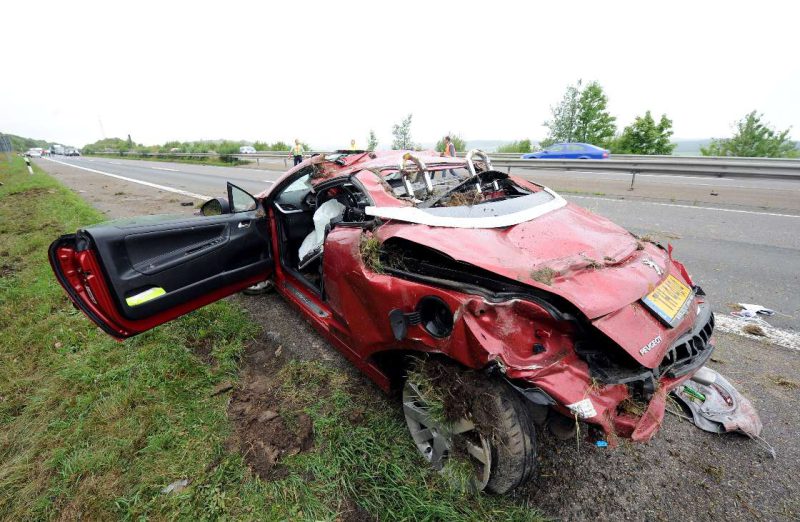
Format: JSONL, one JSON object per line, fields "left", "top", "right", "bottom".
{"left": 298, "top": 199, "right": 345, "bottom": 265}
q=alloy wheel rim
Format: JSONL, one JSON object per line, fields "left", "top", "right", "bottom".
{"left": 402, "top": 380, "right": 492, "bottom": 490}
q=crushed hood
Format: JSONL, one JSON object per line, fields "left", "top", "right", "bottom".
{"left": 376, "top": 202, "right": 670, "bottom": 320}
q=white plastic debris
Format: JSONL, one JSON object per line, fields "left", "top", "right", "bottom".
{"left": 162, "top": 479, "right": 189, "bottom": 495}
{"left": 736, "top": 303, "right": 775, "bottom": 316}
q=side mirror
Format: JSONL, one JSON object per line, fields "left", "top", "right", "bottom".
{"left": 200, "top": 197, "right": 230, "bottom": 216}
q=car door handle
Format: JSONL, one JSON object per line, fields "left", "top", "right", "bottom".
{"left": 237, "top": 220, "right": 251, "bottom": 229}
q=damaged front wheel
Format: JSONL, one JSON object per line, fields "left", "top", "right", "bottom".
{"left": 402, "top": 367, "right": 537, "bottom": 493}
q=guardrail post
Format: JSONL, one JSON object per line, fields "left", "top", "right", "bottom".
{"left": 629, "top": 170, "right": 638, "bottom": 191}
{"left": 25, "top": 157, "right": 33, "bottom": 175}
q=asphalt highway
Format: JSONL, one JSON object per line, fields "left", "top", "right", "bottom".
{"left": 40, "top": 156, "right": 800, "bottom": 330}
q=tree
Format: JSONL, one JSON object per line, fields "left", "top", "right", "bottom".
{"left": 575, "top": 82, "right": 616, "bottom": 146}
{"left": 391, "top": 114, "right": 414, "bottom": 150}
{"left": 544, "top": 80, "right": 616, "bottom": 147}
{"left": 434, "top": 133, "right": 466, "bottom": 153}
{"left": 496, "top": 139, "right": 535, "bottom": 153}
{"left": 543, "top": 80, "right": 582, "bottom": 145}
{"left": 367, "top": 129, "right": 378, "bottom": 151}
{"left": 612, "top": 111, "right": 676, "bottom": 155}
{"left": 81, "top": 137, "right": 132, "bottom": 154}
{"left": 701, "top": 111, "right": 798, "bottom": 158}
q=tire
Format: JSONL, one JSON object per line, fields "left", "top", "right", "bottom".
{"left": 402, "top": 362, "right": 537, "bottom": 494}
{"left": 481, "top": 379, "right": 538, "bottom": 494}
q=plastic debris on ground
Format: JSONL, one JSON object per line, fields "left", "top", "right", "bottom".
{"left": 734, "top": 303, "right": 775, "bottom": 316}
{"left": 670, "top": 366, "right": 775, "bottom": 458}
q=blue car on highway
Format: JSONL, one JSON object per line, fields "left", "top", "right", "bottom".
{"left": 522, "top": 142, "right": 609, "bottom": 159}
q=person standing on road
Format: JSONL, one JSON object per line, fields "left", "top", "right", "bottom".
{"left": 290, "top": 139, "right": 304, "bottom": 166}
{"left": 439, "top": 136, "right": 457, "bottom": 178}
{"left": 350, "top": 139, "right": 357, "bottom": 151}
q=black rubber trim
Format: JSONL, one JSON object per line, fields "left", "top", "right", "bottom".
{"left": 382, "top": 266, "right": 571, "bottom": 323}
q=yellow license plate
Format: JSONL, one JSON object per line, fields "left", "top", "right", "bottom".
{"left": 642, "top": 275, "right": 693, "bottom": 327}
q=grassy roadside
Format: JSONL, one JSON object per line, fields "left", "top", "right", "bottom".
{"left": 0, "top": 157, "right": 542, "bottom": 520}
{"left": 84, "top": 154, "right": 250, "bottom": 167}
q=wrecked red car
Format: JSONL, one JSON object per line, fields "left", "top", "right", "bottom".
{"left": 49, "top": 150, "right": 760, "bottom": 493}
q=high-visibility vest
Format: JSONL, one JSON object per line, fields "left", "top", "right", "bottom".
{"left": 443, "top": 142, "right": 453, "bottom": 157}
{"left": 292, "top": 144, "right": 303, "bottom": 156}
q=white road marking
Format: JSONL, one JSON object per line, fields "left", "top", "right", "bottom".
{"left": 109, "top": 161, "right": 122, "bottom": 165}
{"left": 568, "top": 194, "right": 800, "bottom": 219}
{"left": 532, "top": 168, "right": 790, "bottom": 184}
{"left": 262, "top": 180, "right": 275, "bottom": 183}
{"left": 43, "top": 157, "right": 211, "bottom": 200}
{"left": 152, "top": 166, "right": 179, "bottom": 172}
{"left": 715, "top": 315, "right": 800, "bottom": 351}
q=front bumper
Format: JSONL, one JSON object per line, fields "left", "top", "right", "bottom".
{"left": 508, "top": 303, "right": 716, "bottom": 443}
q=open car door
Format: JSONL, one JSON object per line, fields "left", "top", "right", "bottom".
{"left": 49, "top": 183, "right": 272, "bottom": 339}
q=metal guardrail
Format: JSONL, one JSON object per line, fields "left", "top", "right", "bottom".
{"left": 86, "top": 150, "right": 800, "bottom": 182}
{"left": 490, "top": 157, "right": 800, "bottom": 181}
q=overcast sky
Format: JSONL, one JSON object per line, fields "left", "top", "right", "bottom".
{"left": 2, "top": 0, "right": 798, "bottom": 149}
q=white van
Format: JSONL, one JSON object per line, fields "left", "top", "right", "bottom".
{"left": 239, "top": 146, "right": 256, "bottom": 154}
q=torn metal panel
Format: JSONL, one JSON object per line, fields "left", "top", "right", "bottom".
{"left": 376, "top": 205, "right": 672, "bottom": 320}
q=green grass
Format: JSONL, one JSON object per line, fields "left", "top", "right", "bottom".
{"left": 0, "top": 157, "right": 543, "bottom": 520}
{"left": 85, "top": 153, "right": 248, "bottom": 167}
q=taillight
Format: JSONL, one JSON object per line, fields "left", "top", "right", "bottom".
{"left": 603, "top": 152, "right": 609, "bottom": 158}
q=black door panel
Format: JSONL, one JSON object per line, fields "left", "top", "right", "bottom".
{"left": 81, "top": 211, "right": 271, "bottom": 321}
{"left": 124, "top": 222, "right": 229, "bottom": 275}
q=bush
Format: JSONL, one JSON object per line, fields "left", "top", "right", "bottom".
{"left": 497, "top": 139, "right": 535, "bottom": 153}
{"left": 435, "top": 134, "right": 466, "bottom": 153}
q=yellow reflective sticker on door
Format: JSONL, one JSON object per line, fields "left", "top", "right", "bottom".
{"left": 126, "top": 287, "right": 166, "bottom": 307}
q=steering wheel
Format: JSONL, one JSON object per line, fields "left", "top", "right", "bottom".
{"left": 317, "top": 186, "right": 361, "bottom": 209}
{"left": 302, "top": 190, "right": 317, "bottom": 209}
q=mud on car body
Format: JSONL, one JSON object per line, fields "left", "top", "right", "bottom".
{"left": 49, "top": 149, "right": 761, "bottom": 493}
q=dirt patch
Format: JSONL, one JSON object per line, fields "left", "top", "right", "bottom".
{"left": 184, "top": 336, "right": 215, "bottom": 367}
{"left": 336, "top": 497, "right": 372, "bottom": 522}
{"left": 768, "top": 375, "right": 799, "bottom": 390}
{"left": 742, "top": 324, "right": 767, "bottom": 337}
{"left": 582, "top": 256, "right": 603, "bottom": 270}
{"left": 530, "top": 267, "right": 558, "bottom": 286}
{"left": 5, "top": 187, "right": 55, "bottom": 197}
{"left": 221, "top": 293, "right": 370, "bottom": 481}
{"left": 1, "top": 262, "right": 18, "bottom": 278}
{"left": 226, "top": 339, "right": 315, "bottom": 480}
{"left": 445, "top": 190, "right": 483, "bottom": 207}
{"left": 0, "top": 256, "right": 22, "bottom": 278}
